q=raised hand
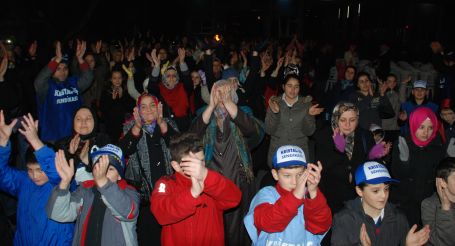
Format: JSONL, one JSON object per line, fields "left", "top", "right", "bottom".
{"left": 150, "top": 49, "right": 160, "bottom": 67}
{"left": 122, "top": 64, "right": 134, "bottom": 79}
{"left": 28, "top": 40, "right": 38, "bottom": 58}
{"left": 405, "top": 224, "right": 430, "bottom": 246}
{"left": 75, "top": 40, "right": 87, "bottom": 63}
{"left": 368, "top": 83, "right": 374, "bottom": 97}
{"left": 79, "top": 140, "right": 90, "bottom": 165}
{"left": 18, "top": 113, "right": 43, "bottom": 150}
{"left": 378, "top": 78, "right": 388, "bottom": 96}
{"left": 0, "top": 50, "right": 8, "bottom": 81}
{"left": 95, "top": 40, "right": 102, "bottom": 54}
{"left": 360, "top": 223, "right": 372, "bottom": 246}
{"left": 127, "top": 47, "right": 135, "bottom": 62}
{"left": 306, "top": 161, "right": 323, "bottom": 199}
{"left": 178, "top": 48, "right": 186, "bottom": 64}
{"left": 180, "top": 152, "right": 207, "bottom": 198}
{"left": 436, "top": 178, "right": 452, "bottom": 210}
{"left": 209, "top": 84, "right": 221, "bottom": 109}
{"left": 68, "top": 134, "right": 81, "bottom": 154}
{"left": 268, "top": 96, "right": 280, "bottom": 113}
{"left": 0, "top": 110, "right": 17, "bottom": 147}
{"left": 54, "top": 41, "right": 63, "bottom": 63}
{"left": 55, "top": 150, "right": 74, "bottom": 190}
{"left": 401, "top": 75, "right": 412, "bottom": 85}
{"left": 332, "top": 128, "right": 346, "bottom": 153}
{"left": 309, "top": 104, "right": 324, "bottom": 116}
{"left": 131, "top": 107, "right": 142, "bottom": 136}
{"left": 92, "top": 155, "right": 109, "bottom": 188}
{"left": 292, "top": 170, "right": 310, "bottom": 199}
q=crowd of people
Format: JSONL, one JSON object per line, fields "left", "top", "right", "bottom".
{"left": 0, "top": 33, "right": 454, "bottom": 246}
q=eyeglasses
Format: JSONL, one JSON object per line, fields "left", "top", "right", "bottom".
{"left": 166, "top": 74, "right": 177, "bottom": 78}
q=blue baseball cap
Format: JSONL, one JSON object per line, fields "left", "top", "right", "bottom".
{"left": 272, "top": 145, "right": 307, "bottom": 169}
{"left": 413, "top": 80, "right": 427, "bottom": 89}
{"left": 355, "top": 161, "right": 399, "bottom": 186}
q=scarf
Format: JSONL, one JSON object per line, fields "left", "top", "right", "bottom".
{"left": 203, "top": 106, "right": 264, "bottom": 183}
{"left": 159, "top": 83, "right": 189, "bottom": 117}
{"left": 409, "top": 106, "right": 438, "bottom": 147}
{"left": 331, "top": 102, "right": 359, "bottom": 159}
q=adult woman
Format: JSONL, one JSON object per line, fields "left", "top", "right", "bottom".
{"left": 392, "top": 107, "right": 444, "bottom": 226}
{"left": 265, "top": 74, "right": 323, "bottom": 167}
{"left": 118, "top": 93, "right": 177, "bottom": 245}
{"left": 348, "top": 72, "right": 394, "bottom": 130}
{"left": 55, "top": 106, "right": 110, "bottom": 184}
{"left": 99, "top": 70, "right": 135, "bottom": 142}
{"left": 313, "top": 102, "right": 389, "bottom": 214}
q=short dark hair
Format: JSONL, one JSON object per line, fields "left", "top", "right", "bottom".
{"left": 282, "top": 74, "right": 300, "bottom": 86}
{"left": 169, "top": 133, "right": 204, "bottom": 162}
{"left": 357, "top": 182, "right": 391, "bottom": 190}
{"left": 25, "top": 147, "right": 38, "bottom": 165}
{"left": 386, "top": 73, "right": 397, "bottom": 80}
{"left": 436, "top": 157, "right": 455, "bottom": 182}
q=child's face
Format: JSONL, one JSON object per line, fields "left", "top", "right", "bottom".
{"left": 441, "top": 109, "right": 455, "bottom": 124}
{"left": 442, "top": 172, "right": 455, "bottom": 203}
{"left": 105, "top": 165, "right": 121, "bottom": 183}
{"left": 27, "top": 163, "right": 49, "bottom": 186}
{"left": 272, "top": 166, "right": 306, "bottom": 192}
{"left": 356, "top": 183, "right": 390, "bottom": 213}
{"left": 415, "top": 118, "right": 434, "bottom": 142}
{"left": 171, "top": 151, "right": 205, "bottom": 178}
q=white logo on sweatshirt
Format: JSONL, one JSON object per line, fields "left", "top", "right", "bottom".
{"left": 158, "top": 183, "right": 166, "bottom": 193}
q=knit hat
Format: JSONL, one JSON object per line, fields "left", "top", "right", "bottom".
{"left": 355, "top": 161, "right": 399, "bottom": 185}
{"left": 413, "top": 80, "right": 427, "bottom": 89}
{"left": 222, "top": 68, "right": 239, "bottom": 80}
{"left": 272, "top": 145, "right": 307, "bottom": 169}
{"left": 90, "top": 144, "right": 125, "bottom": 178}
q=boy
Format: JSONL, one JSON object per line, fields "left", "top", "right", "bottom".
{"left": 332, "top": 161, "right": 430, "bottom": 245}
{"left": 150, "top": 133, "right": 242, "bottom": 246}
{"left": 0, "top": 110, "right": 74, "bottom": 245}
{"left": 46, "top": 144, "right": 139, "bottom": 246}
{"left": 244, "top": 145, "right": 332, "bottom": 245}
{"left": 421, "top": 157, "right": 455, "bottom": 246}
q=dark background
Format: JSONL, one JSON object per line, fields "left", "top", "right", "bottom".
{"left": 1, "top": 0, "right": 454, "bottom": 57}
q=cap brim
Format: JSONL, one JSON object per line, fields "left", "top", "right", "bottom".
{"left": 364, "top": 177, "right": 399, "bottom": 185}
{"left": 273, "top": 160, "right": 307, "bottom": 169}
{"left": 413, "top": 86, "right": 427, "bottom": 89}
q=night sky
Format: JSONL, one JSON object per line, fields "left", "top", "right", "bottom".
{"left": 1, "top": 0, "right": 454, "bottom": 49}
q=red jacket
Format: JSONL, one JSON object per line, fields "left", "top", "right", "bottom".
{"left": 254, "top": 184, "right": 332, "bottom": 234}
{"left": 151, "top": 170, "right": 242, "bottom": 246}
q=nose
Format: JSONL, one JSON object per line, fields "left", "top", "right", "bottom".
{"left": 291, "top": 176, "right": 298, "bottom": 186}
{"left": 30, "top": 171, "right": 36, "bottom": 179}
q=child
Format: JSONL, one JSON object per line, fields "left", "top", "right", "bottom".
{"left": 421, "top": 157, "right": 455, "bottom": 245}
{"left": 0, "top": 110, "right": 74, "bottom": 245}
{"left": 150, "top": 132, "right": 242, "bottom": 246}
{"left": 244, "top": 145, "right": 332, "bottom": 245}
{"left": 46, "top": 144, "right": 139, "bottom": 246}
{"left": 332, "top": 161, "right": 431, "bottom": 245}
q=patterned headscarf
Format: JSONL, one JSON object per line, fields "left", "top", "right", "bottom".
{"left": 409, "top": 107, "right": 438, "bottom": 147}
{"left": 331, "top": 102, "right": 359, "bottom": 159}
{"left": 161, "top": 66, "right": 180, "bottom": 89}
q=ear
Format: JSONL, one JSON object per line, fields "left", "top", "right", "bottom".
{"left": 271, "top": 169, "right": 279, "bottom": 181}
{"left": 355, "top": 186, "right": 363, "bottom": 197}
{"left": 171, "top": 161, "right": 181, "bottom": 172}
